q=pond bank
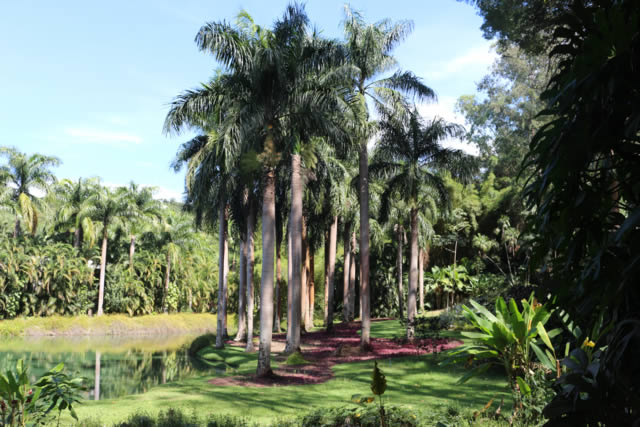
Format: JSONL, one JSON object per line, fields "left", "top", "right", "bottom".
{"left": 0, "top": 313, "right": 222, "bottom": 336}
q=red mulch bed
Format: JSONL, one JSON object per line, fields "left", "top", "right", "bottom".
{"left": 207, "top": 320, "right": 462, "bottom": 387}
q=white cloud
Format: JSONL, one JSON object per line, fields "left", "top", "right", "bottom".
{"left": 152, "top": 186, "right": 183, "bottom": 202}
{"left": 416, "top": 97, "right": 479, "bottom": 156}
{"left": 102, "top": 181, "right": 183, "bottom": 202}
{"left": 64, "top": 128, "right": 142, "bottom": 145}
{"left": 425, "top": 44, "right": 497, "bottom": 80}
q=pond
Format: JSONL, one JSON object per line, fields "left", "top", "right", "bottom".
{"left": 0, "top": 334, "right": 212, "bottom": 400}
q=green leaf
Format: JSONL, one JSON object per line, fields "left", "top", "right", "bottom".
{"left": 516, "top": 376, "right": 532, "bottom": 397}
{"left": 531, "top": 342, "right": 556, "bottom": 372}
{"left": 536, "top": 323, "right": 555, "bottom": 354}
{"left": 457, "top": 363, "right": 491, "bottom": 384}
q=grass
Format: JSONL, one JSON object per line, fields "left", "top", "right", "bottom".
{"left": 0, "top": 312, "right": 224, "bottom": 337}
{"left": 71, "top": 319, "right": 510, "bottom": 425}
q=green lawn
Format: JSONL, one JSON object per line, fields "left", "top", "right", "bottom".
{"left": 73, "top": 319, "right": 510, "bottom": 425}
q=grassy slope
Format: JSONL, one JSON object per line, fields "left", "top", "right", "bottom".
{"left": 0, "top": 313, "right": 222, "bottom": 337}
{"left": 73, "top": 320, "right": 509, "bottom": 425}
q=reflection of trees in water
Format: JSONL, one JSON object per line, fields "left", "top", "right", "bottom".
{"left": 0, "top": 346, "right": 198, "bottom": 400}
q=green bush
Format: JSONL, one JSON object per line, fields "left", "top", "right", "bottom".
{"left": 298, "top": 405, "right": 418, "bottom": 427}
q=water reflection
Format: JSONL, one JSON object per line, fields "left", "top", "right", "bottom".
{"left": 0, "top": 334, "right": 204, "bottom": 400}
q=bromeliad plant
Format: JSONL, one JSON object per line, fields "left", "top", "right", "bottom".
{"left": 443, "top": 293, "right": 560, "bottom": 394}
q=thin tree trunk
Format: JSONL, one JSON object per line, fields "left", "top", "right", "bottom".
{"left": 223, "top": 221, "right": 229, "bottom": 337}
{"left": 349, "top": 231, "right": 357, "bottom": 321}
{"left": 324, "top": 231, "right": 329, "bottom": 326}
{"left": 235, "top": 240, "right": 247, "bottom": 341}
{"left": 301, "top": 217, "right": 308, "bottom": 332}
{"left": 308, "top": 248, "right": 315, "bottom": 330}
{"left": 188, "top": 288, "right": 192, "bottom": 311}
{"left": 246, "top": 203, "right": 256, "bottom": 352}
{"left": 97, "top": 230, "right": 107, "bottom": 316}
{"left": 257, "top": 168, "right": 276, "bottom": 377}
{"left": 163, "top": 252, "right": 171, "bottom": 313}
{"left": 419, "top": 248, "right": 424, "bottom": 314}
{"left": 342, "top": 221, "right": 352, "bottom": 322}
{"left": 13, "top": 219, "right": 20, "bottom": 239}
{"left": 274, "top": 211, "right": 283, "bottom": 333}
{"left": 286, "top": 219, "right": 294, "bottom": 349}
{"left": 359, "top": 141, "right": 371, "bottom": 349}
{"left": 285, "top": 153, "right": 303, "bottom": 354}
{"left": 396, "top": 225, "right": 404, "bottom": 320}
{"left": 129, "top": 236, "right": 136, "bottom": 267}
{"left": 326, "top": 216, "right": 338, "bottom": 332}
{"left": 407, "top": 208, "right": 419, "bottom": 340}
{"left": 74, "top": 227, "right": 82, "bottom": 249}
{"left": 216, "top": 204, "right": 229, "bottom": 349}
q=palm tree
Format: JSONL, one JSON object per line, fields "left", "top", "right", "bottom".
{"left": 170, "top": 130, "right": 234, "bottom": 348}
{"left": 0, "top": 147, "right": 60, "bottom": 237}
{"left": 341, "top": 7, "right": 435, "bottom": 348}
{"left": 124, "top": 182, "right": 162, "bottom": 266}
{"left": 166, "top": 4, "right": 345, "bottom": 375}
{"left": 55, "top": 177, "right": 99, "bottom": 249}
{"left": 87, "top": 186, "right": 130, "bottom": 316}
{"left": 156, "top": 211, "right": 196, "bottom": 313}
{"left": 372, "top": 109, "right": 476, "bottom": 338}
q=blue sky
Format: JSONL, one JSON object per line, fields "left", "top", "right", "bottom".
{"left": 0, "top": 0, "right": 494, "bottom": 201}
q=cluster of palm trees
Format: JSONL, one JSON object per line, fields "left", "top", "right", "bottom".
{"left": 165, "top": 4, "right": 476, "bottom": 377}
{"left": 0, "top": 147, "right": 214, "bottom": 318}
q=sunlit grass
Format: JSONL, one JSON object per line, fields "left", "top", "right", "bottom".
{"left": 71, "top": 319, "right": 510, "bottom": 425}
{"left": 0, "top": 312, "right": 223, "bottom": 337}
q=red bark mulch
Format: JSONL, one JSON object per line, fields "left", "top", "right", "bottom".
{"left": 207, "top": 320, "right": 462, "bottom": 387}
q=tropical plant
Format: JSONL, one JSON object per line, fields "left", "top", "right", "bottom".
{"left": 0, "top": 147, "right": 60, "bottom": 237}
{"left": 86, "top": 186, "right": 131, "bottom": 316}
{"left": 341, "top": 6, "right": 436, "bottom": 347}
{"left": 444, "top": 293, "right": 560, "bottom": 399}
{"left": 425, "top": 264, "right": 477, "bottom": 310}
{"left": 372, "top": 108, "right": 476, "bottom": 338}
{"left": 0, "top": 359, "right": 83, "bottom": 426}
{"left": 54, "top": 178, "right": 99, "bottom": 249}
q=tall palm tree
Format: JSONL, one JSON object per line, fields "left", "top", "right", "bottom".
{"left": 341, "top": 7, "right": 435, "bottom": 348}
{"left": 0, "top": 147, "right": 60, "bottom": 237}
{"left": 372, "top": 109, "right": 476, "bottom": 338}
{"left": 87, "top": 186, "right": 130, "bottom": 316}
{"left": 55, "top": 177, "right": 99, "bottom": 249}
{"left": 124, "top": 183, "right": 162, "bottom": 266}
{"left": 156, "top": 211, "right": 196, "bottom": 313}
{"left": 165, "top": 4, "right": 345, "bottom": 375}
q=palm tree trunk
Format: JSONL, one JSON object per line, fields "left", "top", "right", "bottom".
{"left": 407, "top": 208, "right": 418, "bottom": 340}
{"left": 419, "top": 248, "right": 424, "bottom": 314}
{"left": 286, "top": 219, "right": 294, "bottom": 349}
{"left": 359, "top": 142, "right": 371, "bottom": 349}
{"left": 216, "top": 203, "right": 229, "bottom": 349}
{"left": 326, "top": 216, "right": 338, "bottom": 332}
{"left": 74, "top": 227, "right": 82, "bottom": 249}
{"left": 396, "top": 225, "right": 404, "bottom": 320}
{"left": 235, "top": 239, "right": 247, "bottom": 341}
{"left": 274, "top": 212, "right": 283, "bottom": 333}
{"left": 307, "top": 248, "right": 315, "bottom": 330}
{"left": 223, "top": 219, "right": 229, "bottom": 338}
{"left": 246, "top": 202, "right": 256, "bottom": 352}
{"left": 349, "top": 231, "right": 357, "bottom": 321}
{"left": 257, "top": 167, "right": 276, "bottom": 377}
{"left": 301, "top": 217, "right": 308, "bottom": 332}
{"left": 13, "top": 219, "right": 20, "bottom": 238}
{"left": 97, "top": 229, "right": 108, "bottom": 316}
{"left": 285, "top": 153, "right": 303, "bottom": 354}
{"left": 163, "top": 252, "right": 171, "bottom": 313}
{"left": 342, "top": 221, "right": 352, "bottom": 321}
{"left": 129, "top": 236, "right": 136, "bottom": 267}
{"left": 324, "top": 231, "right": 329, "bottom": 326}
